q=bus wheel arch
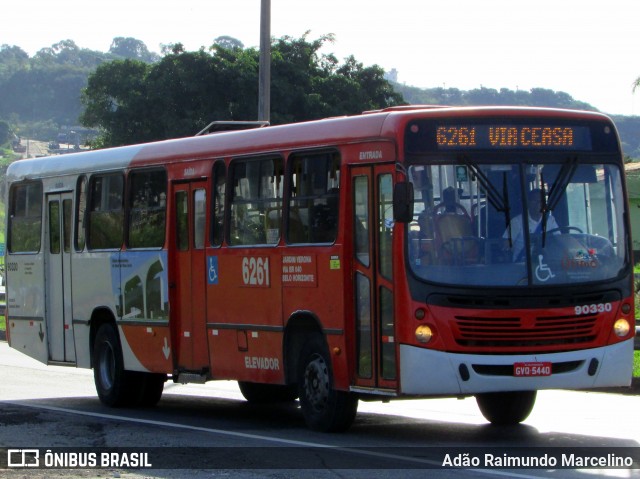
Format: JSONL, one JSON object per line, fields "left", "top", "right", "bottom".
{"left": 90, "top": 308, "right": 165, "bottom": 408}
{"left": 296, "top": 333, "right": 358, "bottom": 432}
{"left": 283, "top": 312, "right": 324, "bottom": 386}
{"left": 92, "top": 319, "right": 134, "bottom": 407}
{"left": 89, "top": 308, "right": 119, "bottom": 368}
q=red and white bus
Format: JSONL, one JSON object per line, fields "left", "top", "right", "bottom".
{"left": 5, "top": 106, "right": 635, "bottom": 431}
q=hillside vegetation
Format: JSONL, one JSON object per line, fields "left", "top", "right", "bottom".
{"left": 1, "top": 38, "right": 640, "bottom": 158}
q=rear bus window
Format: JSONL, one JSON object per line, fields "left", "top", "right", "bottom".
{"left": 9, "top": 182, "right": 43, "bottom": 253}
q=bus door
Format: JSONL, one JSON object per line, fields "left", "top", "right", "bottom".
{"left": 45, "top": 192, "right": 75, "bottom": 363}
{"left": 351, "top": 165, "right": 397, "bottom": 390}
{"left": 171, "top": 180, "right": 210, "bottom": 373}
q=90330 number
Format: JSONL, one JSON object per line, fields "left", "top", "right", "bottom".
{"left": 574, "top": 303, "right": 612, "bottom": 316}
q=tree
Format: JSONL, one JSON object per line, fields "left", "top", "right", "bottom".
{"left": 34, "top": 40, "right": 105, "bottom": 69}
{"left": 0, "top": 40, "right": 116, "bottom": 126}
{"left": 79, "top": 59, "right": 151, "bottom": 146}
{"left": 213, "top": 36, "right": 244, "bottom": 51}
{"left": 109, "top": 37, "right": 159, "bottom": 63}
{"left": 0, "top": 120, "right": 11, "bottom": 145}
{"left": 394, "top": 83, "right": 596, "bottom": 111}
{"left": 145, "top": 50, "right": 222, "bottom": 139}
{"left": 80, "top": 34, "right": 404, "bottom": 147}
{"left": 0, "top": 45, "right": 29, "bottom": 81}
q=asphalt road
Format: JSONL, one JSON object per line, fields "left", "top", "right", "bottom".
{"left": 0, "top": 341, "right": 638, "bottom": 479}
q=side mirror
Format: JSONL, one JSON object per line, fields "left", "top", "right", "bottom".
{"left": 393, "top": 181, "right": 414, "bottom": 223}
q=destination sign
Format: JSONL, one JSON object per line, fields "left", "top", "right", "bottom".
{"left": 404, "top": 120, "right": 607, "bottom": 153}
{"left": 434, "top": 125, "right": 591, "bottom": 150}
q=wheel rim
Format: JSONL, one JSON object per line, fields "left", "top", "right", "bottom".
{"left": 303, "top": 353, "right": 330, "bottom": 411}
{"left": 98, "top": 341, "right": 116, "bottom": 391}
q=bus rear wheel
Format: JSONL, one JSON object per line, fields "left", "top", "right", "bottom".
{"left": 138, "top": 372, "right": 166, "bottom": 407}
{"left": 475, "top": 390, "right": 537, "bottom": 425}
{"left": 297, "top": 336, "right": 358, "bottom": 432}
{"left": 93, "top": 323, "right": 138, "bottom": 407}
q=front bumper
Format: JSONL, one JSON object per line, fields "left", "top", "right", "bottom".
{"left": 399, "top": 339, "right": 634, "bottom": 395}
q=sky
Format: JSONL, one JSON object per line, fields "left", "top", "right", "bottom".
{"left": 4, "top": 0, "right": 640, "bottom": 116}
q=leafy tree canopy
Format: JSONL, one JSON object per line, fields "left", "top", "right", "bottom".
{"left": 109, "top": 37, "right": 160, "bottom": 63}
{"left": 4, "top": 36, "right": 640, "bottom": 160}
{"left": 213, "top": 36, "right": 244, "bottom": 51}
{"left": 0, "top": 38, "right": 160, "bottom": 128}
{"left": 80, "top": 33, "right": 404, "bottom": 146}
{"left": 395, "top": 84, "right": 596, "bottom": 111}
{"left": 0, "top": 120, "right": 11, "bottom": 145}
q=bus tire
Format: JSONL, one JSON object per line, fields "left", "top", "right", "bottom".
{"left": 297, "top": 335, "right": 358, "bottom": 432}
{"left": 238, "top": 381, "right": 298, "bottom": 403}
{"left": 93, "top": 323, "right": 138, "bottom": 407}
{"left": 138, "top": 373, "right": 166, "bottom": 407}
{"left": 475, "top": 390, "right": 537, "bottom": 425}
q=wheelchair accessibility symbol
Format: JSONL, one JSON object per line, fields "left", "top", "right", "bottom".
{"left": 535, "top": 254, "right": 555, "bottom": 282}
{"left": 207, "top": 256, "right": 219, "bottom": 284}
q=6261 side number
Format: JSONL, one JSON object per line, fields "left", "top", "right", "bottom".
{"left": 242, "top": 257, "right": 270, "bottom": 287}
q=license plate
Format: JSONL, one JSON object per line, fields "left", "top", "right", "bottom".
{"left": 514, "top": 362, "right": 552, "bottom": 377}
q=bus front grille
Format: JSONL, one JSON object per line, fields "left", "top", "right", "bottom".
{"left": 453, "top": 314, "right": 598, "bottom": 349}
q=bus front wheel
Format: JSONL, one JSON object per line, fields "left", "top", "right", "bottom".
{"left": 475, "top": 390, "right": 537, "bottom": 425}
{"left": 297, "top": 335, "right": 358, "bottom": 432}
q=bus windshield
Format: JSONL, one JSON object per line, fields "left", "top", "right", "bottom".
{"left": 407, "top": 159, "right": 627, "bottom": 287}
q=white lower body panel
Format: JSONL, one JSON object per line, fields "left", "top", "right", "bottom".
{"left": 399, "top": 339, "right": 634, "bottom": 395}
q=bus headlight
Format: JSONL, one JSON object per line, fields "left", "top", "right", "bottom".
{"left": 415, "top": 325, "right": 433, "bottom": 344}
{"left": 613, "top": 319, "right": 630, "bottom": 337}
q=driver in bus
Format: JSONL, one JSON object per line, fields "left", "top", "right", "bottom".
{"left": 503, "top": 188, "right": 558, "bottom": 261}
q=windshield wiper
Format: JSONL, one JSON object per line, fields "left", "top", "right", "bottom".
{"left": 547, "top": 157, "right": 577, "bottom": 211}
{"left": 503, "top": 173, "right": 512, "bottom": 247}
{"left": 540, "top": 174, "right": 549, "bottom": 247}
{"left": 462, "top": 160, "right": 512, "bottom": 244}
{"left": 540, "top": 157, "right": 578, "bottom": 245}
{"left": 502, "top": 173, "right": 513, "bottom": 249}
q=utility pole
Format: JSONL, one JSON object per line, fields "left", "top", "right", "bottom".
{"left": 258, "top": 0, "right": 271, "bottom": 122}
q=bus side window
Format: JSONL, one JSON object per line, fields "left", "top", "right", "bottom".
{"left": 229, "top": 157, "right": 283, "bottom": 246}
{"left": 75, "top": 176, "right": 87, "bottom": 251}
{"left": 8, "top": 181, "right": 43, "bottom": 253}
{"left": 88, "top": 174, "right": 124, "bottom": 250}
{"left": 288, "top": 151, "right": 340, "bottom": 244}
{"left": 127, "top": 169, "right": 167, "bottom": 249}
{"left": 211, "top": 161, "right": 226, "bottom": 246}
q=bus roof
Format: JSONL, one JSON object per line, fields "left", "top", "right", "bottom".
{"left": 6, "top": 106, "right": 614, "bottom": 182}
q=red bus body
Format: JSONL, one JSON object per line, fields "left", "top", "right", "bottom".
{"left": 5, "top": 106, "right": 635, "bottom": 431}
